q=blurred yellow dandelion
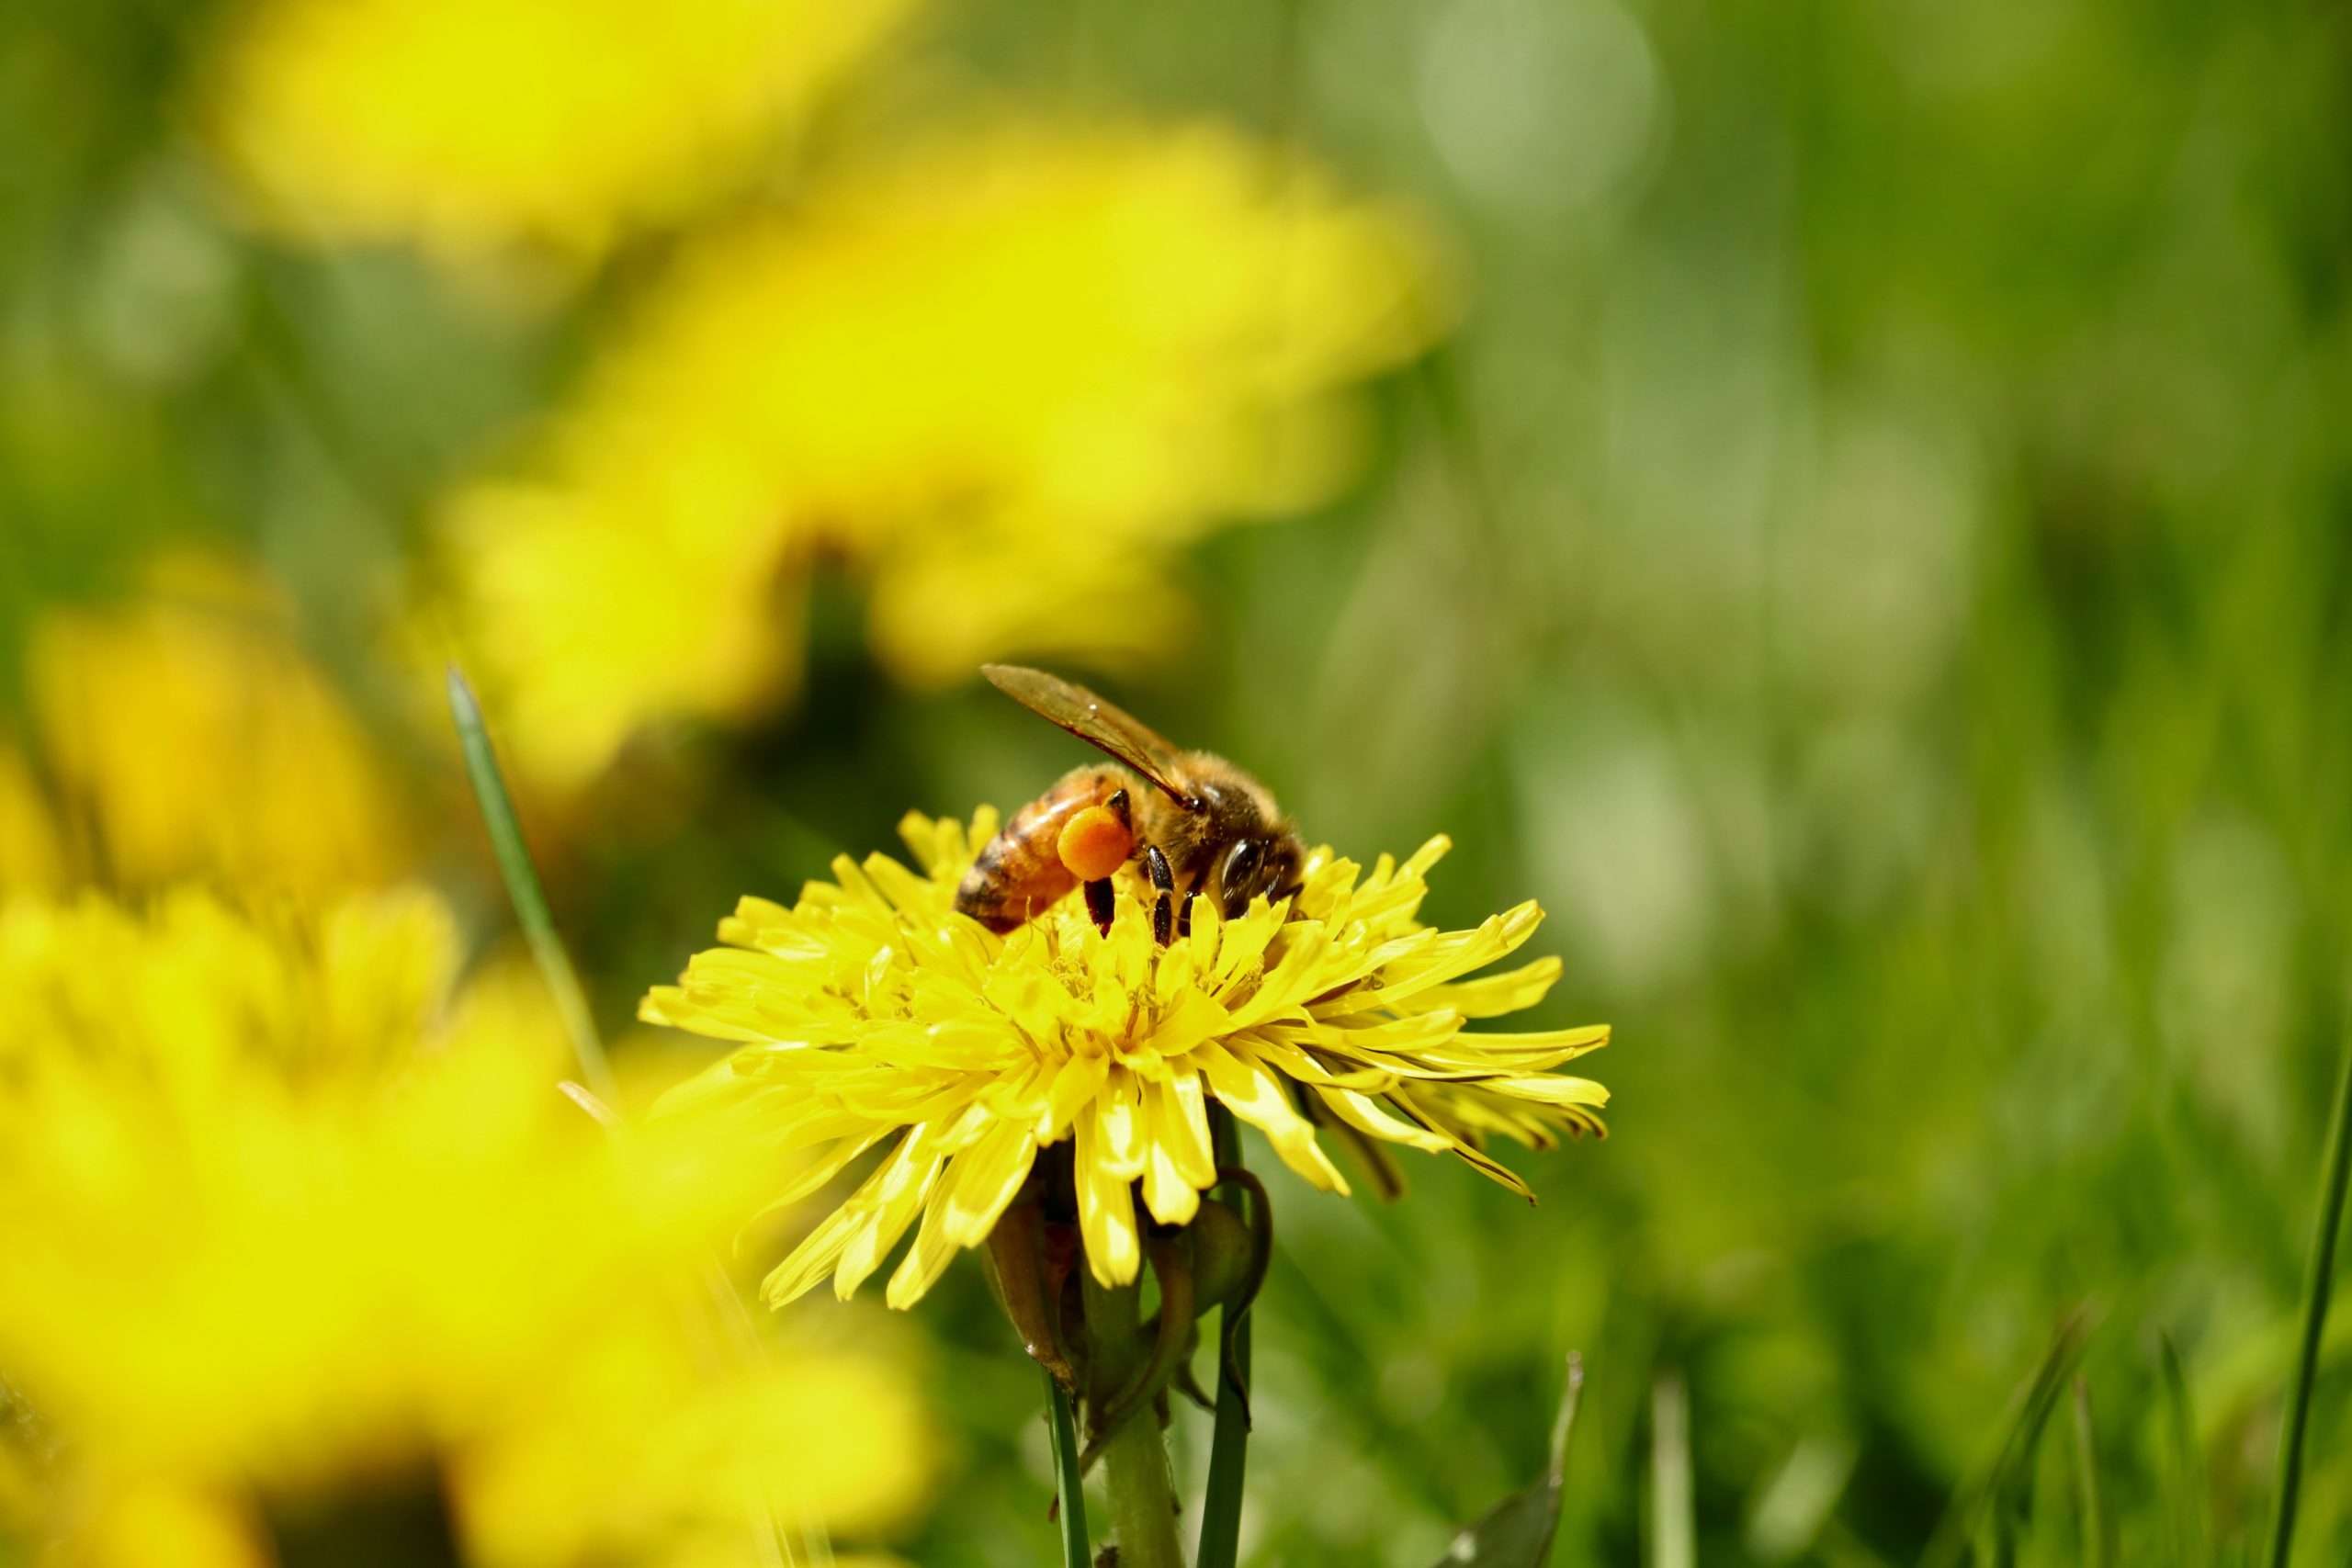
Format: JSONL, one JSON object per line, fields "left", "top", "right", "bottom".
{"left": 0, "top": 886, "right": 931, "bottom": 1561}
{"left": 462, "top": 1332, "right": 929, "bottom": 1568}
{"left": 34, "top": 1483, "right": 265, "bottom": 1568}
{"left": 0, "top": 749, "right": 62, "bottom": 894}
{"left": 643, "top": 811, "right": 1606, "bottom": 1308}
{"left": 17, "top": 554, "right": 404, "bottom": 895}
{"left": 206, "top": 0, "right": 916, "bottom": 261}
{"left": 0, "top": 886, "right": 679, "bottom": 1482}
{"left": 438, "top": 121, "right": 1452, "bottom": 788}
{"left": 436, "top": 468, "right": 805, "bottom": 792}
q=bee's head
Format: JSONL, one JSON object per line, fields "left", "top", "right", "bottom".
{"left": 1212, "top": 832, "right": 1305, "bottom": 920}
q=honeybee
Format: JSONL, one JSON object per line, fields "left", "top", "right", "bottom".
{"left": 956, "top": 664, "right": 1305, "bottom": 943}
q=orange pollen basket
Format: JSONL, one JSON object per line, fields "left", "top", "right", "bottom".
{"left": 1056, "top": 806, "right": 1134, "bottom": 882}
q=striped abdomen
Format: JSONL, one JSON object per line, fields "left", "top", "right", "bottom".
{"left": 956, "top": 765, "right": 1134, "bottom": 932}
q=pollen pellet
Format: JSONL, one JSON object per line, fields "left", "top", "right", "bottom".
{"left": 1057, "top": 805, "right": 1133, "bottom": 882}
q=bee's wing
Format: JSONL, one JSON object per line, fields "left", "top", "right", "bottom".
{"left": 980, "top": 664, "right": 1198, "bottom": 807}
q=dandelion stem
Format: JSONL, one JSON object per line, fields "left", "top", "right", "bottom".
{"left": 2264, "top": 1020, "right": 2352, "bottom": 1568}
{"left": 1197, "top": 1115, "right": 1253, "bottom": 1568}
{"left": 446, "top": 665, "right": 616, "bottom": 1101}
{"left": 1081, "top": 1265, "right": 1184, "bottom": 1568}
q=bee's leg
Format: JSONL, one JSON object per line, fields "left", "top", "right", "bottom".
{"left": 1083, "top": 878, "right": 1116, "bottom": 934}
{"left": 1175, "top": 872, "right": 1205, "bottom": 940}
{"left": 1105, "top": 786, "right": 1133, "bottom": 830}
{"left": 1144, "top": 845, "right": 1176, "bottom": 946}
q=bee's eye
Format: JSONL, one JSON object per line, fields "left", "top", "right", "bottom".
{"left": 1218, "top": 840, "right": 1264, "bottom": 917}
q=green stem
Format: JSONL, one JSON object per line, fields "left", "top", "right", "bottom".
{"left": 1197, "top": 1115, "right": 1252, "bottom": 1568}
{"left": 446, "top": 666, "right": 615, "bottom": 1100}
{"left": 1081, "top": 1266, "right": 1183, "bottom": 1568}
{"left": 1046, "top": 1369, "right": 1092, "bottom": 1566}
{"left": 1197, "top": 1308, "right": 1250, "bottom": 1568}
{"left": 2265, "top": 1023, "right": 2352, "bottom": 1568}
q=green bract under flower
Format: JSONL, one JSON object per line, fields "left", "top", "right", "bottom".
{"left": 643, "top": 810, "right": 1609, "bottom": 1310}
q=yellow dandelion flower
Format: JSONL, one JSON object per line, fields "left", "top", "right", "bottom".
{"left": 461, "top": 1328, "right": 929, "bottom": 1568}
{"left": 436, "top": 466, "right": 805, "bottom": 793}
{"left": 18, "top": 554, "right": 405, "bottom": 895}
{"left": 437, "top": 120, "right": 1451, "bottom": 788}
{"left": 0, "top": 886, "right": 687, "bottom": 1482}
{"left": 205, "top": 0, "right": 916, "bottom": 262}
{"left": 33, "top": 1483, "right": 264, "bottom": 1568}
{"left": 0, "top": 886, "right": 930, "bottom": 1561}
{"left": 642, "top": 811, "right": 1606, "bottom": 1309}
{"left": 0, "top": 748, "right": 62, "bottom": 894}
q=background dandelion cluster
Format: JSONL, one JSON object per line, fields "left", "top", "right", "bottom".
{"left": 5, "top": 0, "right": 2352, "bottom": 1563}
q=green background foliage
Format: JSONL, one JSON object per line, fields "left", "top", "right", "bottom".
{"left": 7, "top": 0, "right": 2352, "bottom": 1562}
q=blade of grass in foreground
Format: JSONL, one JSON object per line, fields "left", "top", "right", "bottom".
{"left": 447, "top": 665, "right": 616, "bottom": 1101}
{"left": 2265, "top": 1022, "right": 2352, "bottom": 1568}
{"left": 1919, "top": 1304, "right": 2097, "bottom": 1568}
{"left": 1197, "top": 1114, "right": 1252, "bottom": 1568}
{"left": 1046, "top": 1369, "right": 1091, "bottom": 1567}
{"left": 448, "top": 666, "right": 791, "bottom": 1564}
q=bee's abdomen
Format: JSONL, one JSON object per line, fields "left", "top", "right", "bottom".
{"left": 955, "top": 766, "right": 1132, "bottom": 932}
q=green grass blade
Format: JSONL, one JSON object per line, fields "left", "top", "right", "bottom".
{"left": 2155, "top": 1330, "right": 2207, "bottom": 1568}
{"left": 1745, "top": 1436, "right": 1857, "bottom": 1562}
{"left": 2070, "top": 1376, "right": 2109, "bottom": 1568}
{"left": 1198, "top": 1111, "right": 1252, "bottom": 1568}
{"left": 1920, "top": 1304, "right": 2097, "bottom": 1568}
{"left": 1550, "top": 1350, "right": 1585, "bottom": 1475}
{"left": 2265, "top": 1025, "right": 2352, "bottom": 1568}
{"left": 446, "top": 665, "right": 616, "bottom": 1101}
{"left": 1046, "top": 1367, "right": 1091, "bottom": 1567}
{"left": 1650, "top": 1371, "right": 1693, "bottom": 1568}
{"left": 450, "top": 671, "right": 789, "bottom": 1562}
{"left": 1425, "top": 1352, "right": 1583, "bottom": 1568}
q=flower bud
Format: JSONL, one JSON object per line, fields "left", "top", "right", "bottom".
{"left": 1187, "top": 1199, "right": 1254, "bottom": 1311}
